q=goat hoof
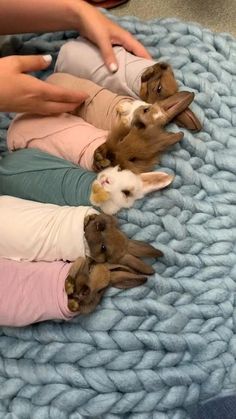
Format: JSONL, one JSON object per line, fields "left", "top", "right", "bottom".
{"left": 68, "top": 298, "right": 80, "bottom": 312}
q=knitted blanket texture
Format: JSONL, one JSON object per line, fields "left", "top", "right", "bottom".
{"left": 0, "top": 13, "right": 236, "bottom": 419}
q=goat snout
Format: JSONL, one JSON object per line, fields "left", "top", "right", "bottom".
{"left": 116, "top": 100, "right": 149, "bottom": 126}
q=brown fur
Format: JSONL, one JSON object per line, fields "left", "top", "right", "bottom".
{"left": 93, "top": 92, "right": 195, "bottom": 173}
{"left": 65, "top": 256, "right": 149, "bottom": 313}
{"left": 84, "top": 213, "right": 163, "bottom": 273}
{"left": 140, "top": 62, "right": 178, "bottom": 102}
{"left": 140, "top": 62, "right": 201, "bottom": 131}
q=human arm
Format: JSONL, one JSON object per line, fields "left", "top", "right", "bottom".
{"left": 0, "top": 54, "right": 88, "bottom": 114}
{"left": 0, "top": 0, "right": 151, "bottom": 71}
{"left": 0, "top": 0, "right": 151, "bottom": 114}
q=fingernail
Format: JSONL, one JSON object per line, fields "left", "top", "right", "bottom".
{"left": 43, "top": 54, "right": 52, "bottom": 64}
{"left": 109, "top": 63, "right": 118, "bottom": 73}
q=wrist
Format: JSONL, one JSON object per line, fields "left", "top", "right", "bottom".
{"left": 68, "top": 0, "right": 90, "bottom": 31}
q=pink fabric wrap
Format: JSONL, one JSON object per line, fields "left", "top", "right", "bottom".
{"left": 0, "top": 258, "right": 75, "bottom": 327}
{"left": 46, "top": 73, "right": 133, "bottom": 131}
{"left": 7, "top": 112, "right": 106, "bottom": 170}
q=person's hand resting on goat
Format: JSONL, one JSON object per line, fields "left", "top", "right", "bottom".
{"left": 0, "top": 0, "right": 151, "bottom": 115}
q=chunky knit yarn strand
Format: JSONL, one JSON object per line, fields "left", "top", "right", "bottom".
{"left": 0, "top": 14, "right": 236, "bottom": 419}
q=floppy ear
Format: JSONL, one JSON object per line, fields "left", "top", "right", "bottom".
{"left": 141, "top": 66, "right": 156, "bottom": 83}
{"left": 110, "top": 270, "right": 148, "bottom": 289}
{"left": 128, "top": 239, "right": 163, "bottom": 258}
{"left": 162, "top": 91, "right": 194, "bottom": 124}
{"left": 174, "top": 109, "right": 202, "bottom": 131}
{"left": 119, "top": 254, "right": 155, "bottom": 275}
{"left": 141, "top": 63, "right": 167, "bottom": 83}
{"left": 154, "top": 131, "right": 184, "bottom": 153}
{"left": 140, "top": 172, "right": 174, "bottom": 195}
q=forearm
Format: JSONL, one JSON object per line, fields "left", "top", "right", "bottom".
{"left": 0, "top": 0, "right": 83, "bottom": 35}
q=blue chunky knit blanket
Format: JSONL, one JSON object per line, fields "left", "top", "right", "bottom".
{"left": 0, "top": 14, "right": 236, "bottom": 419}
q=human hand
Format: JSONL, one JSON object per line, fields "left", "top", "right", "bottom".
{"left": 0, "top": 54, "right": 89, "bottom": 114}
{"left": 73, "top": 0, "right": 152, "bottom": 72}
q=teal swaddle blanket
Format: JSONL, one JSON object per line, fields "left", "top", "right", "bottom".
{"left": 0, "top": 149, "right": 96, "bottom": 205}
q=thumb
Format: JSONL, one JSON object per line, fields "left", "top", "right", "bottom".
{"left": 16, "top": 54, "right": 52, "bottom": 73}
{"left": 97, "top": 37, "right": 118, "bottom": 73}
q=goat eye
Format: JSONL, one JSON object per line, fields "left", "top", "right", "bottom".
{"left": 122, "top": 189, "right": 131, "bottom": 197}
{"left": 101, "top": 244, "right": 106, "bottom": 253}
{"left": 157, "top": 84, "right": 162, "bottom": 93}
{"left": 129, "top": 157, "right": 137, "bottom": 163}
{"left": 143, "top": 107, "right": 149, "bottom": 113}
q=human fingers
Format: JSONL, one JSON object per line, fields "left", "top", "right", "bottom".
{"left": 12, "top": 54, "right": 53, "bottom": 73}
{"left": 95, "top": 33, "right": 118, "bottom": 73}
{"left": 40, "top": 79, "right": 89, "bottom": 103}
{"left": 111, "top": 29, "right": 152, "bottom": 59}
{"left": 32, "top": 100, "right": 84, "bottom": 115}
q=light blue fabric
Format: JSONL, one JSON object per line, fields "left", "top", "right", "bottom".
{"left": 0, "top": 14, "right": 236, "bottom": 419}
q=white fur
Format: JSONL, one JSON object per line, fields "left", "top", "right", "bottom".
{"left": 93, "top": 166, "right": 144, "bottom": 215}
{"left": 117, "top": 100, "right": 149, "bottom": 126}
{"left": 153, "top": 111, "right": 163, "bottom": 120}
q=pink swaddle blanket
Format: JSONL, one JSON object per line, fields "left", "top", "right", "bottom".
{"left": 0, "top": 258, "right": 74, "bottom": 327}
{"left": 7, "top": 74, "right": 133, "bottom": 167}
{"left": 7, "top": 112, "right": 106, "bottom": 169}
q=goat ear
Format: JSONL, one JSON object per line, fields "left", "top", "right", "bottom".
{"left": 141, "top": 63, "right": 166, "bottom": 83}
{"left": 119, "top": 254, "right": 155, "bottom": 275}
{"left": 128, "top": 239, "right": 163, "bottom": 258}
{"left": 140, "top": 82, "right": 148, "bottom": 101}
{"left": 154, "top": 131, "right": 183, "bottom": 153}
{"left": 162, "top": 91, "right": 194, "bottom": 124}
{"left": 110, "top": 270, "right": 147, "bottom": 289}
{"left": 141, "top": 66, "right": 156, "bottom": 83}
{"left": 174, "top": 108, "right": 202, "bottom": 131}
{"left": 140, "top": 172, "right": 174, "bottom": 194}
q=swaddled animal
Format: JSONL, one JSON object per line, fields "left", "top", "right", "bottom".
{"left": 0, "top": 256, "right": 148, "bottom": 327}
{"left": 65, "top": 256, "right": 150, "bottom": 313}
{"left": 0, "top": 195, "right": 162, "bottom": 272}
{"left": 8, "top": 73, "right": 194, "bottom": 174}
{"left": 55, "top": 37, "right": 201, "bottom": 131}
{"left": 0, "top": 149, "right": 173, "bottom": 214}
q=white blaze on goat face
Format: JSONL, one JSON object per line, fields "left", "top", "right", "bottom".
{"left": 153, "top": 111, "right": 163, "bottom": 120}
{"left": 116, "top": 100, "right": 149, "bottom": 126}
{"left": 96, "top": 166, "right": 144, "bottom": 213}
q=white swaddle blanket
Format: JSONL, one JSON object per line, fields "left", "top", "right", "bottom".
{"left": 0, "top": 196, "right": 98, "bottom": 262}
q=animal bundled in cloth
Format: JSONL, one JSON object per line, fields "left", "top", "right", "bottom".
{"left": 55, "top": 37, "right": 201, "bottom": 132}
{"left": 0, "top": 195, "right": 162, "bottom": 267}
{"left": 0, "top": 195, "right": 162, "bottom": 326}
{"left": 0, "top": 255, "right": 150, "bottom": 327}
{"left": 8, "top": 40, "right": 201, "bottom": 174}
{"left": 0, "top": 149, "right": 173, "bottom": 214}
